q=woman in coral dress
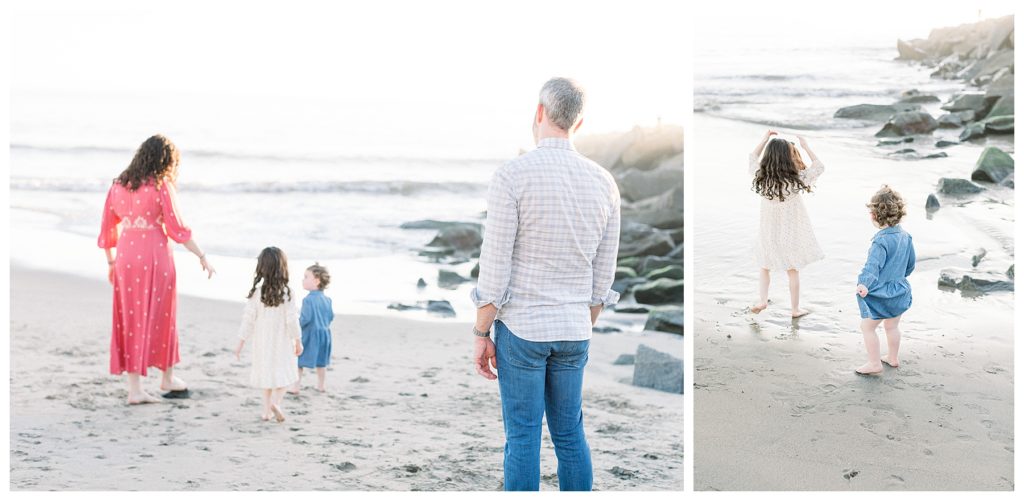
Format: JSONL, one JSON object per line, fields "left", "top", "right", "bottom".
{"left": 97, "top": 135, "right": 216, "bottom": 404}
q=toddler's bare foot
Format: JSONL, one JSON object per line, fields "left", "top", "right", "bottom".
{"left": 160, "top": 375, "right": 188, "bottom": 392}
{"left": 127, "top": 390, "right": 161, "bottom": 405}
{"left": 881, "top": 356, "right": 900, "bottom": 368}
{"left": 750, "top": 303, "right": 768, "bottom": 314}
{"left": 791, "top": 309, "right": 810, "bottom": 318}
{"left": 855, "top": 362, "right": 883, "bottom": 376}
{"left": 270, "top": 404, "right": 285, "bottom": 423}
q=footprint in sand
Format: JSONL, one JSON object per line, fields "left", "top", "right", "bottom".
{"left": 842, "top": 468, "right": 859, "bottom": 481}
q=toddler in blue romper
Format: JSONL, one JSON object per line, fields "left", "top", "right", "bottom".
{"left": 292, "top": 262, "right": 334, "bottom": 393}
{"left": 855, "top": 186, "right": 915, "bottom": 376}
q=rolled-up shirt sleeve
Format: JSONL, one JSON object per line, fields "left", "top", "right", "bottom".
{"left": 470, "top": 165, "right": 517, "bottom": 309}
{"left": 591, "top": 185, "right": 621, "bottom": 306}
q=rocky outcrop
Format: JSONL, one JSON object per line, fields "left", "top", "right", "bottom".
{"left": 835, "top": 103, "right": 920, "bottom": 121}
{"left": 895, "top": 15, "right": 1014, "bottom": 143}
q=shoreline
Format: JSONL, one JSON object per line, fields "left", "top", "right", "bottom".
{"left": 10, "top": 266, "right": 683, "bottom": 491}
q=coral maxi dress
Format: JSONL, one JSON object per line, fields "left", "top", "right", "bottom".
{"left": 97, "top": 178, "right": 193, "bottom": 376}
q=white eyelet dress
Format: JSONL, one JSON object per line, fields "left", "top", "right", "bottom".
{"left": 238, "top": 293, "right": 301, "bottom": 389}
{"left": 750, "top": 153, "right": 825, "bottom": 271}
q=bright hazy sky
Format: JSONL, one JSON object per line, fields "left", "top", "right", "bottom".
{"left": 695, "top": 0, "right": 1016, "bottom": 48}
{"left": 12, "top": 0, "right": 689, "bottom": 134}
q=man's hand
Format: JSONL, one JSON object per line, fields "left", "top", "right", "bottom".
{"left": 474, "top": 336, "right": 497, "bottom": 380}
{"left": 590, "top": 305, "right": 604, "bottom": 326}
{"left": 856, "top": 284, "right": 869, "bottom": 298}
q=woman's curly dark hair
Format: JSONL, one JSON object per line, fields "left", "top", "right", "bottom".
{"left": 116, "top": 134, "right": 179, "bottom": 191}
{"left": 752, "top": 138, "right": 811, "bottom": 201}
{"left": 867, "top": 185, "right": 907, "bottom": 228}
{"left": 247, "top": 247, "right": 292, "bottom": 307}
{"left": 307, "top": 262, "right": 330, "bottom": 290}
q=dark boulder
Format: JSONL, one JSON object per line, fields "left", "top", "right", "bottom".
{"left": 618, "top": 222, "right": 676, "bottom": 258}
{"left": 938, "top": 268, "right": 1014, "bottom": 293}
{"left": 426, "top": 300, "right": 456, "bottom": 317}
{"left": 874, "top": 111, "right": 939, "bottom": 137}
{"left": 645, "top": 265, "right": 684, "bottom": 281}
{"left": 835, "top": 103, "right": 920, "bottom": 121}
{"left": 632, "top": 344, "right": 683, "bottom": 394}
{"left": 959, "top": 123, "right": 987, "bottom": 141}
{"left": 437, "top": 269, "right": 470, "bottom": 289}
{"left": 935, "top": 140, "right": 959, "bottom": 148}
{"left": 937, "top": 178, "right": 985, "bottom": 195}
{"left": 982, "top": 115, "right": 1014, "bottom": 134}
{"left": 426, "top": 224, "right": 483, "bottom": 253}
{"left": 925, "top": 193, "right": 941, "bottom": 211}
{"left": 971, "top": 147, "right": 1014, "bottom": 184}
{"left": 644, "top": 306, "right": 684, "bottom": 335}
{"left": 633, "top": 278, "right": 684, "bottom": 305}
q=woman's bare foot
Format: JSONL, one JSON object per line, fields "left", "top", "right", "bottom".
{"left": 881, "top": 356, "right": 900, "bottom": 368}
{"left": 791, "top": 309, "right": 810, "bottom": 318}
{"left": 270, "top": 404, "right": 285, "bottom": 423}
{"left": 127, "top": 390, "right": 162, "bottom": 405}
{"left": 750, "top": 303, "right": 768, "bottom": 314}
{"left": 260, "top": 413, "right": 271, "bottom": 421}
{"left": 287, "top": 384, "right": 300, "bottom": 395}
{"left": 160, "top": 375, "right": 188, "bottom": 392}
{"left": 855, "top": 362, "right": 883, "bottom": 376}
{"left": 316, "top": 385, "right": 326, "bottom": 393}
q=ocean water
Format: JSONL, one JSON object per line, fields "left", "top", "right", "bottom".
{"left": 695, "top": 44, "right": 966, "bottom": 130}
{"left": 9, "top": 90, "right": 507, "bottom": 319}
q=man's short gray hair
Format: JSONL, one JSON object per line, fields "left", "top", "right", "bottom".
{"left": 539, "top": 77, "right": 586, "bottom": 131}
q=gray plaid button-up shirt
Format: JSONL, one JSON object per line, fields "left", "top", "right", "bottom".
{"left": 470, "top": 137, "right": 621, "bottom": 342}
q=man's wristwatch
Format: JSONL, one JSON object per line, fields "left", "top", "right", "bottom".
{"left": 473, "top": 326, "right": 491, "bottom": 338}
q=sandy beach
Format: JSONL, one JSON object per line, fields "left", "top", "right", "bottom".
{"left": 692, "top": 115, "right": 1014, "bottom": 490}
{"left": 9, "top": 266, "right": 683, "bottom": 491}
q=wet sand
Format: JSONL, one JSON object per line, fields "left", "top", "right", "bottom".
{"left": 693, "top": 115, "right": 1014, "bottom": 490}
{"left": 10, "top": 267, "right": 682, "bottom": 491}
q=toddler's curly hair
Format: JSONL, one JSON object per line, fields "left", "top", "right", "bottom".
{"left": 867, "top": 185, "right": 907, "bottom": 228}
{"left": 307, "top": 262, "right": 330, "bottom": 290}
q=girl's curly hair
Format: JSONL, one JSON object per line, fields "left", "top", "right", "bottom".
{"left": 752, "top": 138, "right": 811, "bottom": 202}
{"left": 247, "top": 247, "right": 292, "bottom": 307}
{"left": 307, "top": 262, "right": 330, "bottom": 290}
{"left": 867, "top": 185, "right": 907, "bottom": 228}
{"left": 116, "top": 134, "right": 180, "bottom": 191}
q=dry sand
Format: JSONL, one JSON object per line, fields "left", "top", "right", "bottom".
{"left": 10, "top": 267, "right": 682, "bottom": 490}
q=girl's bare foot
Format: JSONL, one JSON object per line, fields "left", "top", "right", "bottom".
{"left": 127, "top": 390, "right": 162, "bottom": 405}
{"left": 270, "top": 404, "right": 285, "bottom": 423}
{"left": 160, "top": 375, "right": 188, "bottom": 392}
{"left": 855, "top": 362, "right": 883, "bottom": 376}
{"left": 750, "top": 303, "right": 768, "bottom": 314}
{"left": 791, "top": 309, "right": 810, "bottom": 318}
{"left": 881, "top": 356, "right": 900, "bottom": 368}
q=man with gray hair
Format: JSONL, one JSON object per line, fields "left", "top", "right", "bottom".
{"left": 470, "top": 77, "right": 621, "bottom": 491}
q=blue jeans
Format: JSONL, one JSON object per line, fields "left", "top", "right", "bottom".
{"left": 494, "top": 320, "right": 592, "bottom": 491}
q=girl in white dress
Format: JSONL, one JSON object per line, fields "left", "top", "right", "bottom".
{"left": 235, "top": 246, "right": 303, "bottom": 422}
{"left": 749, "top": 130, "right": 825, "bottom": 318}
